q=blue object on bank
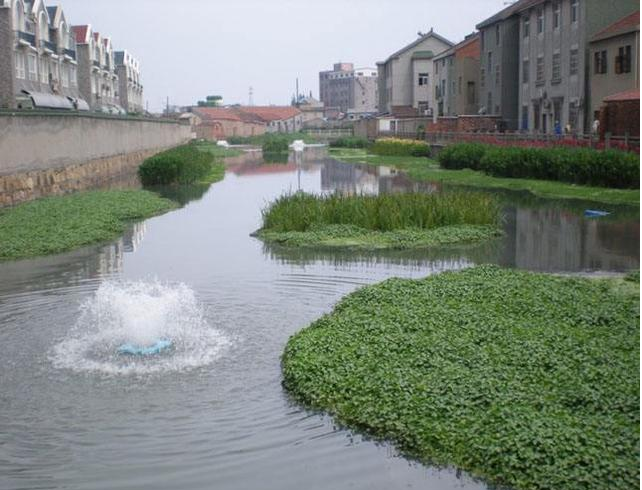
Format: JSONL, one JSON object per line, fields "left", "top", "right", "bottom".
{"left": 584, "top": 210, "right": 610, "bottom": 218}
{"left": 117, "top": 339, "right": 173, "bottom": 356}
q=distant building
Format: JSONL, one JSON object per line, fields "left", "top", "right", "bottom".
{"left": 377, "top": 29, "right": 454, "bottom": 116}
{"left": 115, "top": 50, "right": 143, "bottom": 113}
{"left": 589, "top": 11, "right": 639, "bottom": 122}
{"left": 297, "top": 95, "right": 325, "bottom": 125}
{"left": 433, "top": 33, "right": 481, "bottom": 116}
{"left": 0, "top": 0, "right": 87, "bottom": 110}
{"left": 192, "top": 107, "right": 266, "bottom": 140}
{"left": 237, "top": 106, "right": 303, "bottom": 133}
{"left": 319, "top": 62, "right": 378, "bottom": 118}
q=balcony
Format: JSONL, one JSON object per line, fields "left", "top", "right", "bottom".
{"left": 92, "top": 60, "right": 101, "bottom": 69}
{"left": 16, "top": 30, "right": 36, "bottom": 46}
{"left": 42, "top": 40, "right": 58, "bottom": 53}
{"left": 63, "top": 48, "right": 76, "bottom": 60}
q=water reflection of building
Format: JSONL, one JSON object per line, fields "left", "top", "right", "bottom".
{"left": 122, "top": 222, "right": 147, "bottom": 253}
{"left": 504, "top": 207, "right": 640, "bottom": 272}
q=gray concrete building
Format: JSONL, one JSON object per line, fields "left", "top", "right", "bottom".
{"left": 478, "top": 0, "right": 639, "bottom": 133}
{"left": 433, "top": 33, "right": 481, "bottom": 116}
{"left": 115, "top": 50, "right": 144, "bottom": 113}
{"left": 0, "top": 0, "right": 87, "bottom": 110}
{"left": 377, "top": 29, "right": 454, "bottom": 116}
{"left": 319, "top": 62, "right": 378, "bottom": 118}
{"left": 589, "top": 10, "right": 639, "bottom": 120}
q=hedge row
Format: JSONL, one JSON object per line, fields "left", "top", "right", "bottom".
{"left": 438, "top": 143, "right": 640, "bottom": 189}
{"left": 138, "top": 144, "right": 214, "bottom": 185}
{"left": 329, "top": 137, "right": 370, "bottom": 149}
{"left": 371, "top": 138, "right": 430, "bottom": 157}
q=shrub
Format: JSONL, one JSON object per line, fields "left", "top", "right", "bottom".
{"left": 261, "top": 191, "right": 500, "bottom": 233}
{"left": 371, "top": 138, "right": 430, "bottom": 157}
{"left": 138, "top": 144, "right": 214, "bottom": 185}
{"left": 437, "top": 143, "right": 487, "bottom": 170}
{"left": 329, "top": 137, "right": 370, "bottom": 149}
{"left": 441, "top": 143, "right": 640, "bottom": 189}
{"left": 262, "top": 135, "right": 290, "bottom": 153}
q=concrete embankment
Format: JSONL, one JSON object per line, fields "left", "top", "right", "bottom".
{"left": 0, "top": 112, "right": 192, "bottom": 206}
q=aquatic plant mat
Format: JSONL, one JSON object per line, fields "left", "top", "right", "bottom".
{"left": 282, "top": 266, "right": 640, "bottom": 490}
{"left": 0, "top": 190, "right": 176, "bottom": 261}
{"left": 255, "top": 192, "right": 502, "bottom": 250}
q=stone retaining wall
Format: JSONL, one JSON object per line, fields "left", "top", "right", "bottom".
{"left": 0, "top": 112, "right": 191, "bottom": 206}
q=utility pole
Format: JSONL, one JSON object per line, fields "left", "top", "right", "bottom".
{"left": 249, "top": 86, "right": 254, "bottom": 106}
{"left": 166, "top": 96, "right": 169, "bottom": 117}
{"left": 295, "top": 78, "right": 299, "bottom": 106}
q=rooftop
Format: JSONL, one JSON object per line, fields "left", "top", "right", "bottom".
{"left": 378, "top": 29, "right": 454, "bottom": 65}
{"left": 603, "top": 89, "right": 640, "bottom": 102}
{"left": 591, "top": 10, "right": 640, "bottom": 42}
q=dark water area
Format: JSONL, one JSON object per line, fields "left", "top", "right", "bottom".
{"left": 0, "top": 149, "right": 638, "bottom": 490}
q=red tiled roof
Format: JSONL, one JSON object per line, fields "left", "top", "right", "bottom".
{"left": 237, "top": 106, "right": 302, "bottom": 122}
{"left": 193, "top": 107, "right": 243, "bottom": 122}
{"left": 603, "top": 89, "right": 640, "bottom": 102}
{"left": 71, "top": 25, "right": 89, "bottom": 44}
{"left": 592, "top": 11, "right": 639, "bottom": 42}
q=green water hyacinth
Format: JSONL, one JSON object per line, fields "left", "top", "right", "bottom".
{"left": 282, "top": 266, "right": 640, "bottom": 490}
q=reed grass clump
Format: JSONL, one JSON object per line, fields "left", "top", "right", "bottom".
{"left": 261, "top": 191, "right": 500, "bottom": 233}
{"left": 371, "top": 138, "right": 430, "bottom": 157}
{"left": 138, "top": 144, "right": 215, "bottom": 185}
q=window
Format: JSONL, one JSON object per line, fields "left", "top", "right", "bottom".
{"left": 418, "top": 73, "right": 429, "bottom": 86}
{"left": 522, "top": 59, "right": 530, "bottom": 83}
{"left": 571, "top": 0, "right": 578, "bottom": 23}
{"left": 570, "top": 48, "right": 579, "bottom": 75}
{"left": 537, "top": 8, "right": 544, "bottom": 34}
{"left": 487, "top": 52, "right": 492, "bottom": 72}
{"left": 441, "top": 79, "right": 446, "bottom": 97}
{"left": 15, "top": 52, "right": 25, "bottom": 79}
{"left": 594, "top": 50, "right": 607, "bottom": 74}
{"left": 553, "top": 2, "right": 561, "bottom": 29}
{"left": 61, "top": 65, "right": 69, "bottom": 88}
{"left": 496, "top": 24, "right": 500, "bottom": 45}
{"left": 480, "top": 68, "right": 486, "bottom": 88}
{"left": 435, "top": 62, "right": 438, "bottom": 75}
{"left": 568, "top": 104, "right": 578, "bottom": 131}
{"left": 523, "top": 17, "right": 530, "bottom": 38}
{"left": 27, "top": 53, "right": 37, "bottom": 81}
{"left": 481, "top": 31, "right": 485, "bottom": 50}
{"left": 487, "top": 92, "right": 492, "bottom": 114}
{"left": 536, "top": 55, "right": 544, "bottom": 83}
{"left": 451, "top": 80, "right": 455, "bottom": 95}
{"left": 70, "top": 65, "right": 77, "bottom": 87}
{"left": 615, "top": 45, "right": 632, "bottom": 74}
{"left": 552, "top": 53, "right": 561, "bottom": 81}
{"left": 467, "top": 82, "right": 476, "bottom": 104}
{"left": 458, "top": 76, "right": 462, "bottom": 95}
{"left": 495, "top": 65, "right": 500, "bottom": 86}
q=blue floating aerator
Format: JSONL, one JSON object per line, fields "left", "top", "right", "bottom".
{"left": 584, "top": 209, "right": 610, "bottom": 218}
{"left": 117, "top": 339, "right": 173, "bottom": 356}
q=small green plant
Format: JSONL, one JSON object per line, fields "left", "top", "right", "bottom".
{"left": 437, "top": 142, "right": 487, "bottom": 170}
{"left": 262, "top": 135, "right": 290, "bottom": 153}
{"left": 371, "top": 138, "right": 430, "bottom": 157}
{"left": 138, "top": 144, "right": 215, "bottom": 185}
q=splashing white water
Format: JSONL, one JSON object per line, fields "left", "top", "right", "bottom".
{"left": 52, "top": 281, "right": 230, "bottom": 375}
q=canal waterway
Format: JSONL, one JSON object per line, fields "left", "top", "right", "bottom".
{"left": 0, "top": 149, "right": 638, "bottom": 490}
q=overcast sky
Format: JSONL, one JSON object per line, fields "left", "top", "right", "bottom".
{"left": 59, "top": 0, "right": 508, "bottom": 111}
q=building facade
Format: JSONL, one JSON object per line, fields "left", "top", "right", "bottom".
{"left": 319, "top": 63, "right": 378, "bottom": 118}
{"left": 589, "top": 11, "right": 639, "bottom": 121}
{"left": 478, "top": 0, "right": 638, "bottom": 133}
{"left": 0, "top": 0, "right": 86, "bottom": 110}
{"left": 377, "top": 29, "right": 454, "bottom": 116}
{"left": 115, "top": 50, "right": 144, "bottom": 113}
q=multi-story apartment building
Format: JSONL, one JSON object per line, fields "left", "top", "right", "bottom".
{"left": 478, "top": 0, "right": 638, "bottom": 133}
{"left": 0, "top": 0, "right": 87, "bottom": 110}
{"left": 589, "top": 10, "right": 639, "bottom": 121}
{"left": 319, "top": 63, "right": 378, "bottom": 117}
{"left": 377, "top": 29, "right": 453, "bottom": 116}
{"left": 72, "top": 25, "right": 123, "bottom": 113}
{"left": 476, "top": 9, "right": 521, "bottom": 129}
{"left": 433, "top": 33, "right": 480, "bottom": 116}
{"left": 115, "top": 50, "right": 144, "bottom": 113}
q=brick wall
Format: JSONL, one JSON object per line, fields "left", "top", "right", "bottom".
{"left": 427, "top": 115, "right": 501, "bottom": 133}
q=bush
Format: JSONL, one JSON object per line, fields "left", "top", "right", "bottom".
{"left": 437, "top": 143, "right": 487, "bottom": 170}
{"left": 440, "top": 143, "right": 640, "bottom": 189}
{"left": 138, "top": 144, "right": 214, "bottom": 185}
{"left": 262, "top": 135, "right": 290, "bottom": 153}
{"left": 329, "top": 137, "right": 370, "bottom": 149}
{"left": 371, "top": 138, "right": 430, "bottom": 157}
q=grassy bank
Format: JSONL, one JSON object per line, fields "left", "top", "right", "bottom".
{"left": 282, "top": 265, "right": 640, "bottom": 490}
{"left": 254, "top": 191, "right": 502, "bottom": 250}
{"left": 0, "top": 190, "right": 176, "bottom": 261}
{"left": 329, "top": 148, "right": 640, "bottom": 206}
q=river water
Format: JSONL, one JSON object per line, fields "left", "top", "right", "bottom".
{"left": 0, "top": 149, "right": 638, "bottom": 490}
